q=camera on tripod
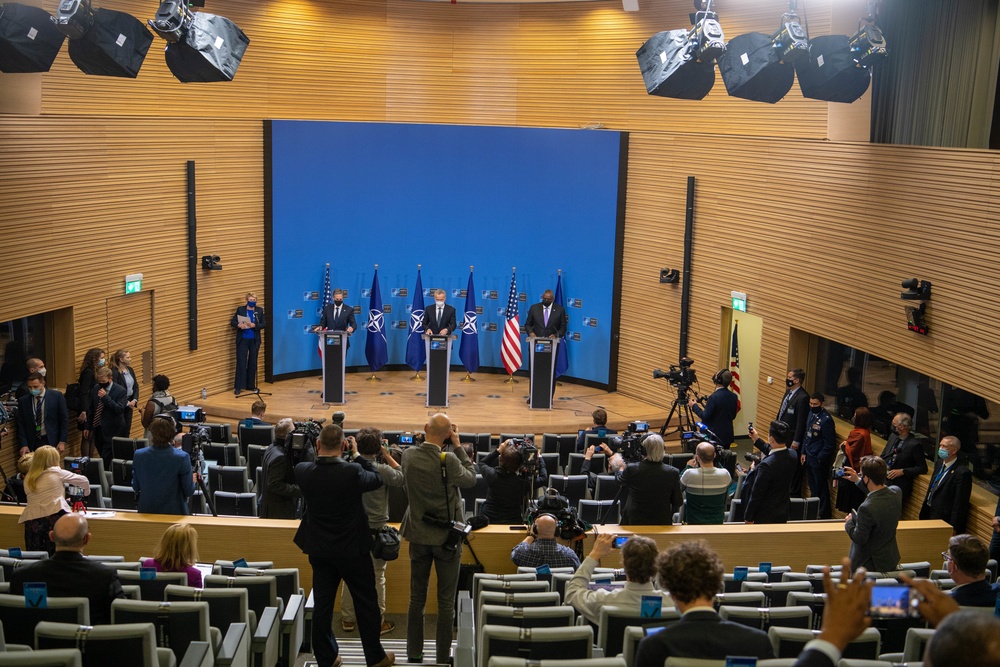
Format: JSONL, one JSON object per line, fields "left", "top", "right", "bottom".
{"left": 507, "top": 436, "right": 539, "bottom": 477}
{"left": 652, "top": 356, "right": 698, "bottom": 390}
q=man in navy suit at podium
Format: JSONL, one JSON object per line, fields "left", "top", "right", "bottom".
{"left": 421, "top": 289, "right": 457, "bottom": 336}
{"left": 319, "top": 289, "right": 357, "bottom": 333}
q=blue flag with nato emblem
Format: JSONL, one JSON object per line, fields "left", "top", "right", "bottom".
{"left": 405, "top": 270, "right": 426, "bottom": 371}
{"left": 554, "top": 273, "right": 569, "bottom": 378}
{"left": 459, "top": 270, "right": 479, "bottom": 373}
{"left": 365, "top": 269, "right": 388, "bottom": 372}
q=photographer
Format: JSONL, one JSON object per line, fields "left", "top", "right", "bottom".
{"left": 688, "top": 369, "right": 739, "bottom": 448}
{"left": 341, "top": 426, "right": 405, "bottom": 635}
{"left": 744, "top": 421, "right": 799, "bottom": 524}
{"left": 132, "top": 415, "right": 195, "bottom": 515}
{"left": 841, "top": 456, "right": 901, "bottom": 573}
{"left": 609, "top": 433, "right": 682, "bottom": 525}
{"left": 259, "top": 418, "right": 303, "bottom": 519}
{"left": 478, "top": 438, "right": 548, "bottom": 524}
{"left": 510, "top": 513, "right": 580, "bottom": 569}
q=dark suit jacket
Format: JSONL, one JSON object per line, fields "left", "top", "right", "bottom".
{"left": 778, "top": 387, "right": 810, "bottom": 446}
{"left": 294, "top": 455, "right": 383, "bottom": 557}
{"left": 319, "top": 303, "right": 357, "bottom": 332}
{"left": 792, "top": 649, "right": 835, "bottom": 667}
{"left": 422, "top": 303, "right": 457, "bottom": 335}
{"left": 524, "top": 302, "right": 567, "bottom": 338}
{"left": 950, "top": 579, "right": 1000, "bottom": 607}
{"left": 879, "top": 432, "right": 928, "bottom": 501}
{"left": 132, "top": 445, "right": 195, "bottom": 515}
{"left": 744, "top": 446, "right": 799, "bottom": 523}
{"left": 633, "top": 610, "right": 773, "bottom": 667}
{"left": 692, "top": 387, "right": 739, "bottom": 447}
{"left": 231, "top": 305, "right": 265, "bottom": 345}
{"left": 260, "top": 444, "right": 301, "bottom": 519}
{"left": 85, "top": 382, "right": 128, "bottom": 441}
{"left": 77, "top": 367, "right": 97, "bottom": 417}
{"left": 846, "top": 485, "right": 902, "bottom": 572}
{"left": 112, "top": 365, "right": 140, "bottom": 404}
{"left": 10, "top": 551, "right": 125, "bottom": 625}
{"left": 16, "top": 389, "right": 68, "bottom": 449}
{"left": 616, "top": 460, "right": 682, "bottom": 525}
{"left": 920, "top": 460, "right": 973, "bottom": 533}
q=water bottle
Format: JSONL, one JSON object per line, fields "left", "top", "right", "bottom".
{"left": 201, "top": 387, "right": 207, "bottom": 400}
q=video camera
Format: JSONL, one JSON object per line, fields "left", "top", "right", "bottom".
{"left": 291, "top": 418, "right": 324, "bottom": 450}
{"left": 422, "top": 514, "right": 472, "bottom": 551}
{"left": 612, "top": 421, "right": 650, "bottom": 463}
{"left": 527, "top": 488, "right": 589, "bottom": 543}
{"left": 507, "top": 436, "right": 539, "bottom": 477}
{"left": 652, "top": 356, "right": 698, "bottom": 390}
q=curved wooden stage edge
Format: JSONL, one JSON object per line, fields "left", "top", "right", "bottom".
{"left": 0, "top": 506, "right": 953, "bottom": 614}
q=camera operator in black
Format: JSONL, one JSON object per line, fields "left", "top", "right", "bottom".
{"left": 478, "top": 439, "right": 548, "bottom": 524}
{"left": 688, "top": 369, "right": 739, "bottom": 448}
{"left": 609, "top": 433, "right": 682, "bottom": 525}
{"left": 260, "top": 418, "right": 304, "bottom": 519}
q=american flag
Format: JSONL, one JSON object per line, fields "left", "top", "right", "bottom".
{"left": 318, "top": 263, "right": 332, "bottom": 357}
{"left": 730, "top": 321, "right": 741, "bottom": 412}
{"left": 500, "top": 271, "right": 522, "bottom": 375}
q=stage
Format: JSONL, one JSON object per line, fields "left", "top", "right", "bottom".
{"left": 201, "top": 371, "right": 670, "bottom": 435}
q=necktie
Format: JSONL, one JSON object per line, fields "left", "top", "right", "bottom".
{"left": 928, "top": 464, "right": 947, "bottom": 495}
{"left": 93, "top": 392, "right": 104, "bottom": 428}
{"left": 544, "top": 307, "right": 550, "bottom": 327}
{"left": 335, "top": 306, "right": 340, "bottom": 320}
{"left": 34, "top": 396, "right": 42, "bottom": 431}
{"left": 438, "top": 306, "right": 443, "bottom": 321}
{"left": 779, "top": 390, "right": 792, "bottom": 417}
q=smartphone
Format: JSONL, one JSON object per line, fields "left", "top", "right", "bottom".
{"left": 747, "top": 421, "right": 754, "bottom": 433}
{"left": 612, "top": 535, "right": 629, "bottom": 549}
{"left": 870, "top": 584, "right": 917, "bottom": 618}
{"left": 399, "top": 434, "right": 414, "bottom": 444}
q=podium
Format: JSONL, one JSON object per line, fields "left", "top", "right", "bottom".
{"left": 424, "top": 334, "right": 454, "bottom": 407}
{"left": 529, "top": 337, "right": 559, "bottom": 410}
{"left": 317, "top": 330, "right": 349, "bottom": 404}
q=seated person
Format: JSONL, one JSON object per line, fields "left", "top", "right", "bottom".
{"left": 944, "top": 533, "right": 1000, "bottom": 607}
{"left": 680, "top": 443, "right": 732, "bottom": 525}
{"left": 564, "top": 533, "right": 673, "bottom": 625}
{"left": 243, "top": 399, "right": 268, "bottom": 427}
{"left": 610, "top": 434, "right": 682, "bottom": 525}
{"left": 479, "top": 439, "right": 548, "bottom": 524}
{"left": 142, "top": 523, "right": 203, "bottom": 588}
{"left": 9, "top": 514, "right": 125, "bottom": 625}
{"left": 575, "top": 408, "right": 617, "bottom": 451}
{"left": 510, "top": 514, "right": 580, "bottom": 569}
{"left": 634, "top": 540, "right": 773, "bottom": 667}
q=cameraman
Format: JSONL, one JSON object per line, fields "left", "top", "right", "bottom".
{"left": 688, "top": 369, "right": 739, "bottom": 448}
{"left": 259, "top": 418, "right": 303, "bottom": 519}
{"left": 478, "top": 439, "right": 548, "bottom": 524}
{"left": 609, "top": 434, "right": 682, "bottom": 525}
{"left": 132, "top": 415, "right": 195, "bottom": 515}
{"left": 511, "top": 513, "right": 580, "bottom": 569}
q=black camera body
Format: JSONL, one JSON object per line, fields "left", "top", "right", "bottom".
{"left": 652, "top": 356, "right": 698, "bottom": 390}
{"left": 528, "top": 488, "right": 588, "bottom": 541}
{"left": 422, "top": 514, "right": 472, "bottom": 551}
{"left": 508, "top": 436, "right": 539, "bottom": 477}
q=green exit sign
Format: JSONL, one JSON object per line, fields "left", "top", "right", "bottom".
{"left": 731, "top": 291, "right": 747, "bottom": 312}
{"left": 125, "top": 273, "right": 143, "bottom": 294}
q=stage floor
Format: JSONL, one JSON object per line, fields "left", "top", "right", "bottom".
{"left": 201, "top": 371, "right": 669, "bottom": 435}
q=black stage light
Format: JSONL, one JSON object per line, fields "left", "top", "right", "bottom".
{"left": 54, "top": 0, "right": 153, "bottom": 78}
{"left": 849, "top": 19, "right": 887, "bottom": 68}
{"left": 795, "top": 34, "right": 871, "bottom": 103}
{"left": 149, "top": 0, "right": 249, "bottom": 82}
{"left": 717, "top": 4, "right": 809, "bottom": 104}
{"left": 0, "top": 3, "right": 66, "bottom": 73}
{"left": 636, "top": 1, "right": 725, "bottom": 100}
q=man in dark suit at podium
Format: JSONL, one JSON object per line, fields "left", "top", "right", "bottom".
{"left": 319, "top": 289, "right": 357, "bottom": 334}
{"left": 421, "top": 289, "right": 456, "bottom": 335}
{"left": 525, "top": 289, "right": 567, "bottom": 339}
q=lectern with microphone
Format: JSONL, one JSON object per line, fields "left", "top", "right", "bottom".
{"left": 317, "top": 330, "right": 349, "bottom": 404}
{"left": 424, "top": 334, "right": 454, "bottom": 407}
{"left": 529, "top": 337, "right": 559, "bottom": 410}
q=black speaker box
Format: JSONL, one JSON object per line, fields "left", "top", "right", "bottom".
{"left": 795, "top": 34, "right": 871, "bottom": 103}
{"left": 68, "top": 8, "right": 153, "bottom": 78}
{"left": 164, "top": 12, "right": 249, "bottom": 82}
{"left": 0, "top": 3, "right": 66, "bottom": 73}
{"left": 717, "top": 32, "right": 794, "bottom": 104}
{"left": 636, "top": 29, "right": 716, "bottom": 100}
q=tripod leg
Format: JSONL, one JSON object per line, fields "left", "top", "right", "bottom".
{"left": 659, "top": 399, "right": 684, "bottom": 436}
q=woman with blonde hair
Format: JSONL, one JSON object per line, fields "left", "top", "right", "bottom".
{"left": 18, "top": 445, "right": 90, "bottom": 554}
{"left": 142, "top": 523, "right": 203, "bottom": 587}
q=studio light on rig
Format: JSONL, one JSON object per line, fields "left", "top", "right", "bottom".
{"left": 636, "top": 0, "right": 725, "bottom": 100}
{"left": 53, "top": 0, "right": 153, "bottom": 78}
{"left": 148, "top": 0, "right": 249, "bottom": 82}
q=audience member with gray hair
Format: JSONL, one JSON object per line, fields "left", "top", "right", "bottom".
{"left": 920, "top": 435, "right": 972, "bottom": 534}
{"left": 260, "top": 417, "right": 303, "bottom": 519}
{"left": 879, "top": 412, "right": 926, "bottom": 504}
{"left": 609, "top": 433, "right": 682, "bottom": 525}
{"left": 944, "top": 533, "right": 1000, "bottom": 607}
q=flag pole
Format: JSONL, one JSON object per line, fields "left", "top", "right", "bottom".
{"left": 462, "top": 264, "right": 477, "bottom": 383}
{"left": 505, "top": 265, "right": 519, "bottom": 385}
{"left": 411, "top": 263, "right": 424, "bottom": 381}
{"left": 367, "top": 263, "right": 382, "bottom": 382}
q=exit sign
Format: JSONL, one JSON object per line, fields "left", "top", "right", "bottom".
{"left": 731, "top": 291, "right": 747, "bottom": 312}
{"left": 125, "top": 273, "right": 143, "bottom": 294}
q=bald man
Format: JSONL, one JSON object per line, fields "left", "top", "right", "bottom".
{"left": 510, "top": 513, "right": 580, "bottom": 569}
{"left": 920, "top": 436, "right": 973, "bottom": 534}
{"left": 399, "top": 413, "right": 477, "bottom": 664}
{"left": 10, "top": 514, "right": 124, "bottom": 624}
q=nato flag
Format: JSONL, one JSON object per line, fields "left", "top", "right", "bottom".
{"left": 365, "top": 268, "right": 388, "bottom": 372}
{"left": 459, "top": 270, "right": 480, "bottom": 374}
{"left": 405, "top": 270, "right": 426, "bottom": 371}
{"left": 554, "top": 273, "right": 569, "bottom": 378}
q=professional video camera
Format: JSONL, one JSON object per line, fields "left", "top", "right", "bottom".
{"left": 612, "top": 420, "right": 651, "bottom": 463}
{"left": 526, "top": 488, "right": 589, "bottom": 543}
{"left": 652, "top": 356, "right": 698, "bottom": 390}
{"left": 291, "top": 418, "right": 324, "bottom": 450}
{"left": 507, "top": 436, "right": 539, "bottom": 477}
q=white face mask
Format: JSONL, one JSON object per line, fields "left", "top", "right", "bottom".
{"left": 436, "top": 300, "right": 445, "bottom": 308}
{"left": 37, "top": 367, "right": 46, "bottom": 378}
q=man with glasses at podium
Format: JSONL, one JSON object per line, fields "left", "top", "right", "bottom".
{"left": 318, "top": 289, "right": 357, "bottom": 340}
{"left": 422, "top": 289, "right": 457, "bottom": 336}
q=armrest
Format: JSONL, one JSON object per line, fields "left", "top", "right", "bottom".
{"left": 279, "top": 593, "right": 305, "bottom": 667}
{"left": 301, "top": 588, "right": 315, "bottom": 653}
{"left": 216, "top": 622, "right": 250, "bottom": 667}
{"left": 879, "top": 653, "right": 904, "bottom": 662}
{"left": 156, "top": 646, "right": 179, "bottom": 667}
{"left": 252, "top": 606, "right": 280, "bottom": 667}
{"left": 178, "top": 640, "right": 213, "bottom": 667}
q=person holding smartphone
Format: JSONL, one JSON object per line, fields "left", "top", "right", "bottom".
{"left": 841, "top": 456, "right": 902, "bottom": 573}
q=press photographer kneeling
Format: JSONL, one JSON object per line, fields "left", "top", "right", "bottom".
{"left": 478, "top": 437, "right": 548, "bottom": 524}
{"left": 609, "top": 433, "right": 683, "bottom": 525}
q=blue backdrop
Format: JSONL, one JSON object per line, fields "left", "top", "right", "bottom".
{"left": 267, "top": 121, "right": 625, "bottom": 387}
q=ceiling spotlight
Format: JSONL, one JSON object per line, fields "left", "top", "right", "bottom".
{"left": 636, "top": 0, "right": 725, "bottom": 100}
{"left": 849, "top": 20, "right": 887, "bottom": 68}
{"left": 0, "top": 3, "right": 66, "bottom": 73}
{"left": 795, "top": 35, "right": 872, "bottom": 104}
{"left": 660, "top": 268, "right": 680, "bottom": 284}
{"left": 53, "top": 0, "right": 153, "bottom": 78}
{"left": 900, "top": 278, "right": 931, "bottom": 301}
{"left": 149, "top": 0, "right": 250, "bottom": 82}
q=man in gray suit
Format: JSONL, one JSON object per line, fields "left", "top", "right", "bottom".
{"left": 400, "top": 413, "right": 477, "bottom": 664}
{"left": 842, "top": 456, "right": 902, "bottom": 573}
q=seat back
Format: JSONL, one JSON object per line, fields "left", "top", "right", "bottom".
{"left": 556, "top": 434, "right": 577, "bottom": 471}
{"left": 472, "top": 573, "right": 537, "bottom": 609}
{"left": 901, "top": 627, "right": 936, "bottom": 663}
{"left": 782, "top": 572, "right": 828, "bottom": 594}
{"left": 741, "top": 581, "right": 812, "bottom": 606}
{"left": 238, "top": 425, "right": 275, "bottom": 459}
{"left": 768, "top": 626, "right": 881, "bottom": 660}
{"left": 478, "top": 591, "right": 562, "bottom": 609}
{"left": 0, "top": 648, "right": 83, "bottom": 666}
{"left": 111, "top": 437, "right": 146, "bottom": 461}
{"left": 477, "top": 605, "right": 575, "bottom": 648}
{"left": 540, "top": 453, "right": 559, "bottom": 479}
{"left": 0, "top": 594, "right": 89, "bottom": 644}
{"left": 547, "top": 475, "right": 588, "bottom": 507}
{"left": 246, "top": 445, "right": 267, "bottom": 485}
{"left": 567, "top": 453, "right": 605, "bottom": 476}
{"left": 723, "top": 571, "right": 768, "bottom": 593}
{"left": 597, "top": 604, "right": 682, "bottom": 657}
{"left": 478, "top": 580, "right": 549, "bottom": 609}
{"left": 726, "top": 498, "right": 745, "bottom": 523}
{"left": 717, "top": 605, "right": 812, "bottom": 631}
{"left": 118, "top": 570, "right": 189, "bottom": 601}
{"left": 62, "top": 457, "right": 108, "bottom": 496}
{"left": 714, "top": 592, "right": 766, "bottom": 609}
{"left": 164, "top": 584, "right": 252, "bottom": 633}
{"left": 203, "top": 423, "right": 232, "bottom": 444}
{"left": 110, "top": 459, "right": 134, "bottom": 486}
{"left": 209, "top": 465, "right": 250, "bottom": 493}
{"left": 234, "top": 567, "right": 299, "bottom": 605}
{"left": 202, "top": 442, "right": 239, "bottom": 467}
{"left": 214, "top": 560, "right": 273, "bottom": 576}
{"left": 0, "top": 549, "right": 48, "bottom": 560}
{"left": 0, "top": 557, "right": 32, "bottom": 582}
{"left": 35, "top": 621, "right": 160, "bottom": 667}
{"left": 683, "top": 491, "right": 727, "bottom": 525}
{"left": 460, "top": 475, "right": 488, "bottom": 518}
{"left": 479, "top": 624, "right": 592, "bottom": 667}
{"left": 578, "top": 500, "right": 619, "bottom": 524}
{"left": 871, "top": 615, "right": 928, "bottom": 655}
{"left": 785, "top": 591, "right": 826, "bottom": 630}
{"left": 593, "top": 475, "right": 621, "bottom": 501}
{"left": 214, "top": 491, "right": 259, "bottom": 516}
{"left": 205, "top": 574, "right": 279, "bottom": 619}
{"left": 110, "top": 485, "right": 137, "bottom": 510}
{"left": 111, "top": 599, "right": 211, "bottom": 662}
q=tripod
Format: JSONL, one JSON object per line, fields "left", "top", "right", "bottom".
{"left": 188, "top": 439, "right": 217, "bottom": 516}
{"left": 659, "top": 385, "right": 699, "bottom": 437}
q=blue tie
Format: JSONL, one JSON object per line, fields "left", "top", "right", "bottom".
{"left": 928, "top": 464, "right": 947, "bottom": 494}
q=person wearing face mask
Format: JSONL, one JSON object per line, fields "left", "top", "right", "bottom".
{"left": 111, "top": 349, "right": 139, "bottom": 436}
{"left": 421, "top": 289, "right": 457, "bottom": 336}
{"left": 231, "top": 291, "right": 266, "bottom": 396}
{"left": 777, "top": 367, "right": 809, "bottom": 498}
{"left": 83, "top": 366, "right": 128, "bottom": 468}
{"left": 841, "top": 456, "right": 902, "bottom": 573}
{"left": 76, "top": 347, "right": 105, "bottom": 459}
{"left": 525, "top": 289, "right": 567, "bottom": 339}
{"left": 15, "top": 372, "right": 68, "bottom": 457}
{"left": 800, "top": 392, "right": 837, "bottom": 519}
{"left": 878, "top": 412, "right": 927, "bottom": 507}
{"left": 317, "top": 288, "right": 357, "bottom": 343}
{"left": 919, "top": 436, "right": 972, "bottom": 534}
{"left": 14, "top": 358, "right": 46, "bottom": 399}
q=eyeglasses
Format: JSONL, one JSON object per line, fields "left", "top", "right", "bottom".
{"left": 941, "top": 551, "right": 953, "bottom": 562}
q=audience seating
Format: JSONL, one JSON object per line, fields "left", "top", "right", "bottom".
{"left": 205, "top": 574, "right": 300, "bottom": 667}
{"left": 488, "top": 659, "right": 625, "bottom": 667}
{"left": 214, "top": 491, "right": 259, "bottom": 517}
{"left": 110, "top": 485, "right": 138, "bottom": 510}
{"left": 593, "top": 475, "right": 621, "bottom": 501}
{"left": 34, "top": 621, "right": 177, "bottom": 667}
{"left": 726, "top": 498, "right": 745, "bottom": 523}
{"left": 788, "top": 497, "right": 820, "bottom": 521}
{"left": 540, "top": 453, "right": 559, "bottom": 478}
{"left": 121, "top": 584, "right": 141, "bottom": 599}
{"left": 578, "top": 499, "right": 619, "bottom": 524}
{"left": 478, "top": 591, "right": 562, "bottom": 609}
{"left": 567, "top": 453, "right": 605, "bottom": 476}
{"left": 478, "top": 625, "right": 592, "bottom": 667}
{"left": 214, "top": 561, "right": 273, "bottom": 577}
{"left": 683, "top": 490, "right": 728, "bottom": 525}
{"left": 234, "top": 567, "right": 302, "bottom": 607}
{"left": 546, "top": 475, "right": 588, "bottom": 508}
{"left": 740, "top": 581, "right": 812, "bottom": 606}
{"left": 209, "top": 466, "right": 252, "bottom": 494}
{"left": 246, "top": 446, "right": 267, "bottom": 486}
{"left": 597, "top": 605, "right": 683, "bottom": 657}
{"left": 515, "top": 567, "right": 574, "bottom": 587}
{"left": 0, "top": 558, "right": 31, "bottom": 582}
{"left": 0, "top": 594, "right": 89, "bottom": 645}
{"left": 477, "top": 604, "right": 576, "bottom": 649}
{"left": 665, "top": 453, "right": 694, "bottom": 469}
{"left": 110, "top": 599, "right": 245, "bottom": 666}
{"left": 769, "top": 626, "right": 881, "bottom": 660}
{"left": 472, "top": 573, "right": 537, "bottom": 608}
{"left": 0, "top": 649, "right": 84, "bottom": 666}
{"left": 189, "top": 490, "right": 208, "bottom": 515}
{"left": 203, "top": 423, "right": 233, "bottom": 444}
{"left": 478, "top": 580, "right": 550, "bottom": 608}
{"left": 238, "top": 425, "right": 274, "bottom": 460}
{"left": 0, "top": 549, "right": 47, "bottom": 560}
{"left": 461, "top": 475, "right": 488, "bottom": 520}
{"left": 878, "top": 627, "right": 935, "bottom": 663}
{"left": 714, "top": 591, "right": 767, "bottom": 608}
{"left": 723, "top": 571, "right": 768, "bottom": 593}
{"left": 111, "top": 437, "right": 147, "bottom": 461}
{"left": 119, "top": 570, "right": 189, "bottom": 602}
{"left": 203, "top": 443, "right": 241, "bottom": 467}
{"left": 86, "top": 555, "right": 125, "bottom": 563}
{"left": 102, "top": 561, "right": 142, "bottom": 571}
{"left": 870, "top": 615, "right": 928, "bottom": 655}
{"left": 717, "top": 605, "right": 813, "bottom": 631}
{"left": 782, "top": 572, "right": 830, "bottom": 594}
{"left": 62, "top": 457, "right": 109, "bottom": 497}
{"left": 785, "top": 591, "right": 826, "bottom": 630}
{"left": 744, "top": 565, "right": 794, "bottom": 583}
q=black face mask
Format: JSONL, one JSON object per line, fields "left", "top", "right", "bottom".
{"left": 542, "top": 300, "right": 553, "bottom": 306}
{"left": 334, "top": 300, "right": 343, "bottom": 306}
{"left": 786, "top": 379, "right": 795, "bottom": 388}
{"left": 810, "top": 406, "right": 822, "bottom": 414}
